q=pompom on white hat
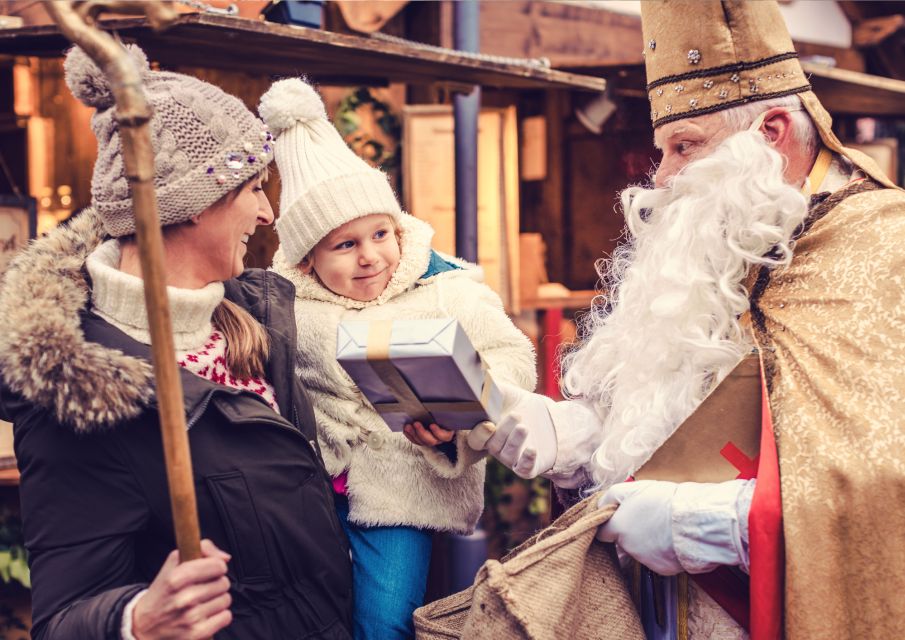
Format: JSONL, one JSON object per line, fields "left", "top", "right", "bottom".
{"left": 259, "top": 78, "right": 403, "bottom": 265}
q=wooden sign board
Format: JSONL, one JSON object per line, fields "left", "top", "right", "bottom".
{"left": 520, "top": 115, "right": 546, "bottom": 181}
{"left": 402, "top": 105, "right": 521, "bottom": 312}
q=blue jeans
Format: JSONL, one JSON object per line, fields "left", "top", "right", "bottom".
{"left": 336, "top": 498, "right": 433, "bottom": 640}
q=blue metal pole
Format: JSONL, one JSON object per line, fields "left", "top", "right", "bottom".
{"left": 454, "top": 0, "right": 480, "bottom": 263}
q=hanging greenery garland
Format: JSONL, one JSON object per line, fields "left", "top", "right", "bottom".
{"left": 334, "top": 87, "right": 401, "bottom": 172}
{"left": 0, "top": 507, "right": 28, "bottom": 590}
{"left": 0, "top": 506, "right": 29, "bottom": 639}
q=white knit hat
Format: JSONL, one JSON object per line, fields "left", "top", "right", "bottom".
{"left": 258, "top": 78, "right": 403, "bottom": 265}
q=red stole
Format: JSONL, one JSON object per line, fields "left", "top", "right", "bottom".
{"left": 748, "top": 377, "right": 784, "bottom": 639}
{"left": 691, "top": 375, "right": 784, "bottom": 638}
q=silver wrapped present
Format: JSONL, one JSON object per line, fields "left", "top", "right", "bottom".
{"left": 336, "top": 318, "right": 502, "bottom": 432}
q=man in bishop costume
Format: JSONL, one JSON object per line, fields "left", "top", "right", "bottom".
{"left": 478, "top": 1, "right": 905, "bottom": 638}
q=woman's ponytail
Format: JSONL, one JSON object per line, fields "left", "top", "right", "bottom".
{"left": 212, "top": 298, "right": 269, "bottom": 379}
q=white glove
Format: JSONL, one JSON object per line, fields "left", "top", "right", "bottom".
{"left": 597, "top": 479, "right": 754, "bottom": 576}
{"left": 468, "top": 383, "right": 605, "bottom": 485}
{"left": 467, "top": 382, "right": 558, "bottom": 478}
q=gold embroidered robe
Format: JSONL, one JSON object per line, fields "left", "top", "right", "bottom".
{"left": 751, "top": 180, "right": 905, "bottom": 639}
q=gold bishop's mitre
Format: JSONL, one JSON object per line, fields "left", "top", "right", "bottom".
{"left": 640, "top": 0, "right": 897, "bottom": 188}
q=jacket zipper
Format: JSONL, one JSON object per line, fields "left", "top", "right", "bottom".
{"left": 186, "top": 389, "right": 218, "bottom": 430}
{"left": 292, "top": 404, "right": 323, "bottom": 464}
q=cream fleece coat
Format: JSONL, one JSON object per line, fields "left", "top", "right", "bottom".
{"left": 271, "top": 214, "right": 536, "bottom": 534}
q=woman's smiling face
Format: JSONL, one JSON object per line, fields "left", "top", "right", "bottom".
{"left": 191, "top": 175, "right": 274, "bottom": 281}
{"left": 304, "top": 214, "right": 401, "bottom": 302}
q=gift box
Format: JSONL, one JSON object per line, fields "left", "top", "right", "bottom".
{"left": 336, "top": 318, "right": 502, "bottom": 432}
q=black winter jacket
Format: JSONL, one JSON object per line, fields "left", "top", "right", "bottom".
{"left": 0, "top": 210, "right": 353, "bottom": 639}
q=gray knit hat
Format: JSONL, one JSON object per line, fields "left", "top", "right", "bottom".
{"left": 63, "top": 45, "right": 273, "bottom": 237}
{"left": 258, "top": 78, "right": 402, "bottom": 265}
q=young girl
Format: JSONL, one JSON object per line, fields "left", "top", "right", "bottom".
{"left": 259, "top": 79, "right": 537, "bottom": 639}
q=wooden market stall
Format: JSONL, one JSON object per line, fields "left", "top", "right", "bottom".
{"left": 1, "top": 0, "right": 904, "bottom": 627}
{"left": 0, "top": 3, "right": 607, "bottom": 626}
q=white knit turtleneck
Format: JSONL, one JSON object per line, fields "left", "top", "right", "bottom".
{"left": 86, "top": 240, "right": 280, "bottom": 413}
{"left": 86, "top": 240, "right": 225, "bottom": 351}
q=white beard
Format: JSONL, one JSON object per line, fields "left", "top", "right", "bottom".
{"left": 560, "top": 130, "right": 810, "bottom": 490}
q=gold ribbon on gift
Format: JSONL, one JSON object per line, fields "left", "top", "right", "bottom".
{"left": 365, "top": 320, "right": 495, "bottom": 425}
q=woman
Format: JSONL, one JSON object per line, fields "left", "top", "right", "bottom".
{"left": 0, "top": 46, "right": 352, "bottom": 639}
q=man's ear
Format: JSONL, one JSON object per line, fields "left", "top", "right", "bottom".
{"left": 759, "top": 107, "right": 795, "bottom": 148}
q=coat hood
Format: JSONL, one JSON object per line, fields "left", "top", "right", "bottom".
{"left": 0, "top": 208, "right": 154, "bottom": 432}
{"left": 272, "top": 212, "right": 475, "bottom": 308}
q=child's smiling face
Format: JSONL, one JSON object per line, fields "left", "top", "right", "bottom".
{"left": 303, "top": 214, "right": 401, "bottom": 302}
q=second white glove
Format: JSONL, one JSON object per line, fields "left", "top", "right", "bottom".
{"left": 596, "top": 480, "right": 683, "bottom": 575}
{"left": 596, "top": 479, "right": 754, "bottom": 576}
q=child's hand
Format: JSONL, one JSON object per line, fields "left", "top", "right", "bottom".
{"left": 403, "top": 421, "right": 455, "bottom": 447}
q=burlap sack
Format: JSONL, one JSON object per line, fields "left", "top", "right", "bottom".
{"left": 413, "top": 496, "right": 644, "bottom": 640}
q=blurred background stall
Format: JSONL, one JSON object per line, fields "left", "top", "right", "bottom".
{"left": 0, "top": 0, "right": 903, "bottom": 626}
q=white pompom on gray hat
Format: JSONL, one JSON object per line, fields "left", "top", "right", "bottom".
{"left": 64, "top": 44, "right": 274, "bottom": 237}
{"left": 258, "top": 78, "right": 402, "bottom": 266}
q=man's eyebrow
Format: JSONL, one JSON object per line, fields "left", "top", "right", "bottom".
{"left": 654, "top": 125, "right": 691, "bottom": 150}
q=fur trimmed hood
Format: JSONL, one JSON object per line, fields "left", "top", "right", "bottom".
{"left": 0, "top": 208, "right": 154, "bottom": 432}
{"left": 271, "top": 212, "right": 481, "bottom": 307}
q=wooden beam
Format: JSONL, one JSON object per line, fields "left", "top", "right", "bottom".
{"left": 850, "top": 14, "right": 905, "bottom": 81}
{"left": 479, "top": 1, "right": 643, "bottom": 68}
{"left": 837, "top": 0, "right": 867, "bottom": 24}
{"left": 802, "top": 61, "right": 905, "bottom": 115}
{"left": 0, "top": 467, "right": 19, "bottom": 486}
{"left": 558, "top": 58, "right": 905, "bottom": 117}
{"left": 0, "top": 13, "right": 606, "bottom": 91}
{"left": 795, "top": 40, "right": 865, "bottom": 73}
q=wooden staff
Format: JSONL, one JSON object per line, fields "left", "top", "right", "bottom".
{"left": 46, "top": 1, "right": 203, "bottom": 563}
